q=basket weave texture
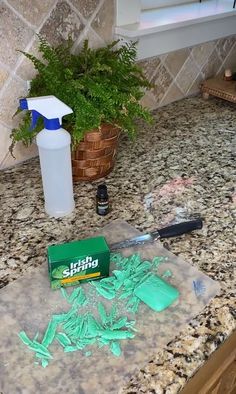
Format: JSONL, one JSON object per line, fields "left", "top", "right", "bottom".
{"left": 72, "top": 123, "right": 120, "bottom": 181}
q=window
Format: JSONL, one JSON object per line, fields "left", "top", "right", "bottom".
{"left": 115, "top": 0, "right": 236, "bottom": 59}
{"left": 141, "top": 0, "right": 196, "bottom": 10}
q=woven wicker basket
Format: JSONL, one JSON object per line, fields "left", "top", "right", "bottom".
{"left": 72, "top": 123, "right": 120, "bottom": 181}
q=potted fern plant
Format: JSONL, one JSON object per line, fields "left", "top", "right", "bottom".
{"left": 10, "top": 37, "right": 153, "bottom": 181}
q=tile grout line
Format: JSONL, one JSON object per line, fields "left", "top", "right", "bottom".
{"left": 0, "top": 119, "right": 12, "bottom": 130}
{"left": 174, "top": 40, "right": 217, "bottom": 94}
{"left": 186, "top": 35, "right": 231, "bottom": 94}
{"left": 158, "top": 81, "right": 177, "bottom": 108}
{"left": 214, "top": 34, "right": 235, "bottom": 64}
{"left": 160, "top": 56, "right": 176, "bottom": 82}
{"left": 66, "top": 0, "right": 95, "bottom": 26}
{"left": 161, "top": 54, "right": 186, "bottom": 96}
{"left": 12, "top": 0, "right": 59, "bottom": 76}
{"left": 157, "top": 56, "right": 181, "bottom": 106}
{"left": 3, "top": 0, "right": 37, "bottom": 31}
{"left": 219, "top": 40, "right": 236, "bottom": 71}
{"left": 66, "top": 0, "right": 106, "bottom": 51}
{"left": 168, "top": 60, "right": 190, "bottom": 96}
{"left": 183, "top": 49, "right": 210, "bottom": 96}
{"left": 184, "top": 71, "right": 202, "bottom": 97}
{"left": 189, "top": 49, "right": 206, "bottom": 75}
{"left": 148, "top": 60, "right": 163, "bottom": 83}
{"left": 11, "top": 0, "right": 58, "bottom": 72}
{"left": 159, "top": 36, "right": 228, "bottom": 104}
{"left": 0, "top": 0, "right": 106, "bottom": 167}
{"left": 170, "top": 49, "right": 194, "bottom": 95}
{"left": 197, "top": 38, "right": 220, "bottom": 77}
{"left": 0, "top": 1, "right": 58, "bottom": 167}
{"left": 72, "top": 28, "right": 105, "bottom": 53}
{"left": 0, "top": 0, "right": 59, "bottom": 99}
{"left": 149, "top": 49, "right": 196, "bottom": 106}
{"left": 161, "top": 36, "right": 234, "bottom": 102}
{"left": 0, "top": 150, "right": 11, "bottom": 169}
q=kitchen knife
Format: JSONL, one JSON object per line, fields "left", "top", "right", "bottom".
{"left": 110, "top": 218, "right": 203, "bottom": 251}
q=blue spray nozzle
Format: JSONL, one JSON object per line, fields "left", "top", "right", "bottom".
{"left": 19, "top": 100, "right": 59, "bottom": 130}
{"left": 31, "top": 110, "right": 41, "bottom": 130}
{"left": 30, "top": 111, "right": 61, "bottom": 131}
{"left": 20, "top": 99, "right": 40, "bottom": 130}
{"left": 19, "top": 95, "right": 73, "bottom": 131}
{"left": 19, "top": 98, "right": 28, "bottom": 110}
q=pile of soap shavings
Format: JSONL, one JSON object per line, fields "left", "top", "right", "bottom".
{"left": 92, "top": 253, "right": 170, "bottom": 313}
{"left": 18, "top": 253, "right": 170, "bottom": 368}
{"left": 19, "top": 287, "right": 136, "bottom": 368}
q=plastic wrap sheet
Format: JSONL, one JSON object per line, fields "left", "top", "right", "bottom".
{"left": 0, "top": 220, "right": 220, "bottom": 394}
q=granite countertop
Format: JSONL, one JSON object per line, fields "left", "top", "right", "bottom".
{"left": 0, "top": 96, "right": 235, "bottom": 393}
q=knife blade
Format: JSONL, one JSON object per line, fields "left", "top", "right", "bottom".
{"left": 110, "top": 218, "right": 203, "bottom": 251}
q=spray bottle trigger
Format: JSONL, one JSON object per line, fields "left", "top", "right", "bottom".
{"left": 31, "top": 110, "right": 41, "bottom": 130}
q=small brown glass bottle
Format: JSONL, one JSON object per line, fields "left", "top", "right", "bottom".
{"left": 96, "top": 184, "right": 109, "bottom": 216}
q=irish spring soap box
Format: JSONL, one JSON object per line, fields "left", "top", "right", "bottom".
{"left": 47, "top": 236, "right": 110, "bottom": 289}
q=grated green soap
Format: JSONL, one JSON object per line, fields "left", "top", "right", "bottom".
{"left": 18, "top": 285, "right": 136, "bottom": 367}
{"left": 92, "top": 252, "right": 173, "bottom": 314}
{"left": 18, "top": 252, "right": 177, "bottom": 367}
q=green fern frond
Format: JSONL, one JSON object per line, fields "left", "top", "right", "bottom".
{"left": 10, "top": 37, "right": 153, "bottom": 152}
{"left": 18, "top": 50, "right": 46, "bottom": 74}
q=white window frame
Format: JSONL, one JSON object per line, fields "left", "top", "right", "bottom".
{"left": 141, "top": 0, "right": 196, "bottom": 10}
{"left": 116, "top": 0, "right": 141, "bottom": 26}
{"left": 115, "top": 0, "right": 236, "bottom": 60}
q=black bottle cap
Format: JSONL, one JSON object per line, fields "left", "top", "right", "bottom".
{"left": 97, "top": 184, "right": 108, "bottom": 198}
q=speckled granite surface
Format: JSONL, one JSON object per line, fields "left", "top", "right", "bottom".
{"left": 0, "top": 96, "right": 235, "bottom": 393}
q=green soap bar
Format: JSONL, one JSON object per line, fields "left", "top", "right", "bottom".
{"left": 47, "top": 236, "right": 110, "bottom": 290}
{"left": 134, "top": 274, "right": 179, "bottom": 312}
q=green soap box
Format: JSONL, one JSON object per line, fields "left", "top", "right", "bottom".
{"left": 47, "top": 236, "right": 110, "bottom": 290}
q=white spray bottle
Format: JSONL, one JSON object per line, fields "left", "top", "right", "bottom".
{"left": 20, "top": 95, "right": 75, "bottom": 218}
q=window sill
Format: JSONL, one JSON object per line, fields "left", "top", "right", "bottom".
{"left": 115, "top": 0, "right": 236, "bottom": 59}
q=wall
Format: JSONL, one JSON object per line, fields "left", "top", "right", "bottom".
{"left": 0, "top": 0, "right": 235, "bottom": 169}
{"left": 0, "top": 0, "right": 114, "bottom": 169}
{"left": 139, "top": 35, "right": 236, "bottom": 109}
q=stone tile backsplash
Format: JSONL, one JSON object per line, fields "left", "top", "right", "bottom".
{"left": 0, "top": 2, "right": 33, "bottom": 68}
{"left": 0, "top": 77, "right": 28, "bottom": 128}
{"left": 6, "top": 0, "right": 57, "bottom": 27}
{"left": 0, "top": 0, "right": 235, "bottom": 169}
{"left": 139, "top": 36, "right": 236, "bottom": 109}
{"left": 69, "top": 0, "right": 101, "bottom": 20}
{"left": 164, "top": 48, "right": 190, "bottom": 78}
{"left": 91, "top": 0, "right": 114, "bottom": 43}
{"left": 40, "top": 1, "right": 84, "bottom": 46}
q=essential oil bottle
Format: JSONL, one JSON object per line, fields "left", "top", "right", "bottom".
{"left": 96, "top": 184, "right": 109, "bottom": 216}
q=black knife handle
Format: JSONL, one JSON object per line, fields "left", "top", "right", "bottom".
{"left": 158, "top": 219, "right": 203, "bottom": 239}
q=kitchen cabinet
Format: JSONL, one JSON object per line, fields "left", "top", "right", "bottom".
{"left": 180, "top": 330, "right": 236, "bottom": 394}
